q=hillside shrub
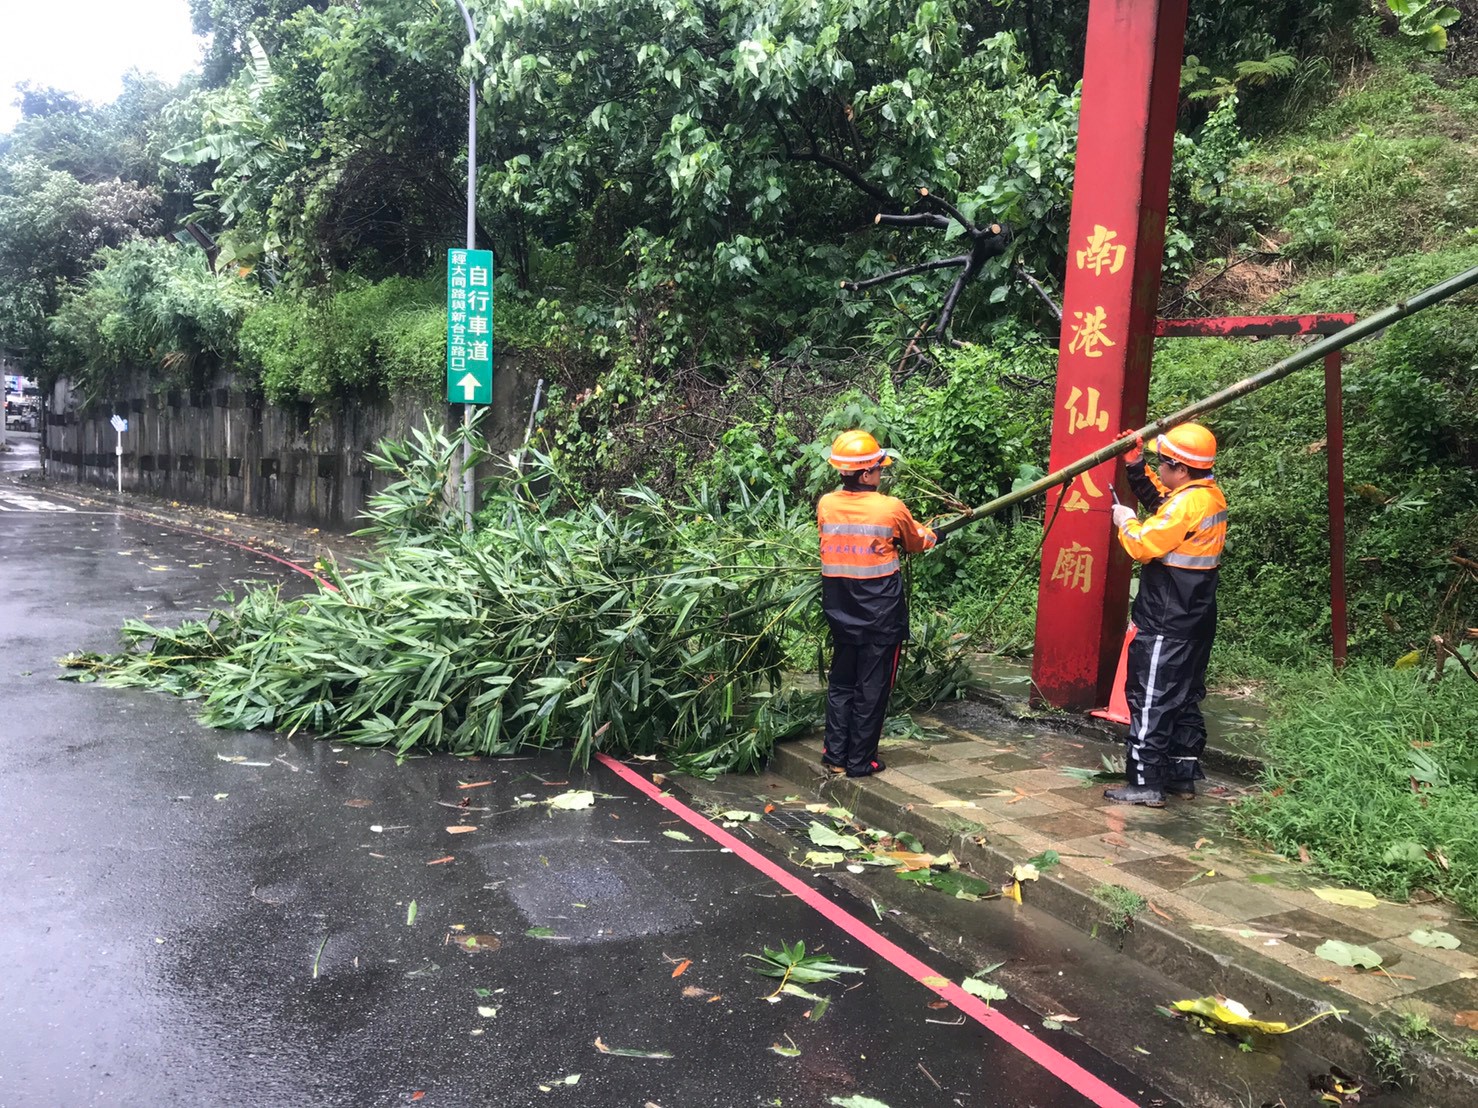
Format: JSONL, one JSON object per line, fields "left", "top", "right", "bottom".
{"left": 1232, "top": 666, "right": 1478, "bottom": 915}
{"left": 237, "top": 275, "right": 444, "bottom": 403}
{"left": 47, "top": 239, "right": 258, "bottom": 396}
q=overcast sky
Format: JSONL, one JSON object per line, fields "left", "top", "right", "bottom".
{"left": 0, "top": 0, "right": 203, "bottom": 132}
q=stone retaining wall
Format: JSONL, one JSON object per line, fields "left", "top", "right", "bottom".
{"left": 42, "top": 355, "right": 537, "bottom": 529}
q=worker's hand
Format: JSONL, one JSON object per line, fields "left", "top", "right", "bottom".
{"left": 1120, "top": 429, "right": 1144, "bottom": 464}
{"left": 1111, "top": 504, "right": 1136, "bottom": 530}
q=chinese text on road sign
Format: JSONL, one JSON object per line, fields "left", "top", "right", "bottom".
{"left": 447, "top": 248, "right": 494, "bottom": 404}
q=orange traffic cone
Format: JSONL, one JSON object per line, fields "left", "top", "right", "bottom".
{"left": 1089, "top": 625, "right": 1135, "bottom": 724}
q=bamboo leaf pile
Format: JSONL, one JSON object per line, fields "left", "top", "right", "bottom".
{"left": 63, "top": 422, "right": 971, "bottom": 774}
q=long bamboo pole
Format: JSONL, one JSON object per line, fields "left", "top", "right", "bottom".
{"left": 933, "top": 263, "right": 1478, "bottom": 537}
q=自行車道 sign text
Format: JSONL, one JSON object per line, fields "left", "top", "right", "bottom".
{"left": 447, "top": 248, "right": 494, "bottom": 404}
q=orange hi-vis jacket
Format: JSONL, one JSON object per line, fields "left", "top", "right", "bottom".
{"left": 1118, "top": 476, "right": 1227, "bottom": 570}
{"left": 1118, "top": 464, "right": 1227, "bottom": 637}
{"left": 818, "top": 489, "right": 937, "bottom": 643}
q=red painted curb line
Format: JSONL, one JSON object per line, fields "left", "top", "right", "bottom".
{"left": 595, "top": 752, "right": 1141, "bottom": 1108}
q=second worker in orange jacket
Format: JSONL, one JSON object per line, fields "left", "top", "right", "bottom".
{"left": 1105, "top": 422, "right": 1227, "bottom": 808}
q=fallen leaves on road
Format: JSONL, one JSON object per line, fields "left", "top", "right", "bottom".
{"left": 594, "top": 1036, "right": 674, "bottom": 1059}
{"left": 960, "top": 978, "right": 1007, "bottom": 1005}
{"left": 671, "top": 959, "right": 691, "bottom": 978}
{"left": 769, "top": 1034, "right": 801, "bottom": 1057}
{"left": 546, "top": 789, "right": 595, "bottom": 812}
{"left": 1454, "top": 1010, "right": 1478, "bottom": 1029}
{"left": 662, "top": 830, "right": 693, "bottom": 843}
{"left": 457, "top": 780, "right": 492, "bottom": 790}
{"left": 803, "top": 850, "right": 848, "bottom": 867}
{"left": 1170, "top": 995, "right": 1345, "bottom": 1038}
{"left": 427, "top": 856, "right": 455, "bottom": 866}
{"left": 345, "top": 799, "right": 372, "bottom": 808}
{"left": 900, "top": 867, "right": 993, "bottom": 900}
{"left": 1313, "top": 887, "right": 1379, "bottom": 909}
{"left": 1315, "top": 940, "right": 1383, "bottom": 969}
{"left": 1409, "top": 929, "right": 1460, "bottom": 949}
{"left": 808, "top": 823, "right": 863, "bottom": 851}
{"left": 457, "top": 934, "right": 501, "bottom": 953}
{"left": 406, "top": 900, "right": 417, "bottom": 926}
{"left": 446, "top": 825, "right": 478, "bottom": 834}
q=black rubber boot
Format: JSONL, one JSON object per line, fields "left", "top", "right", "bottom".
{"left": 1103, "top": 784, "right": 1166, "bottom": 808}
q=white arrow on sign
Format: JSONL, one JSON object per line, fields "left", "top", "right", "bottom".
{"left": 457, "top": 372, "right": 483, "bottom": 401}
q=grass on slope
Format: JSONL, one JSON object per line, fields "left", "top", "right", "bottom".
{"left": 1231, "top": 665, "right": 1478, "bottom": 916}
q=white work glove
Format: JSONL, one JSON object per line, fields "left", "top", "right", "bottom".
{"left": 1111, "top": 504, "right": 1136, "bottom": 530}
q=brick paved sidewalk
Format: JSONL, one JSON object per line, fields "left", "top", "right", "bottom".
{"left": 777, "top": 697, "right": 1478, "bottom": 1073}
{"left": 894, "top": 701, "right": 1478, "bottom": 1017}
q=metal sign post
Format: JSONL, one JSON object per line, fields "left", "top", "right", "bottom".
{"left": 110, "top": 413, "right": 128, "bottom": 494}
{"left": 451, "top": 0, "right": 481, "bottom": 531}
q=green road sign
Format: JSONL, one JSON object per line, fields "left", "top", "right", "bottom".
{"left": 446, "top": 248, "right": 495, "bottom": 404}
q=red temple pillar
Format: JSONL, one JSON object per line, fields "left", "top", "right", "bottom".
{"left": 1031, "top": 0, "right": 1189, "bottom": 710}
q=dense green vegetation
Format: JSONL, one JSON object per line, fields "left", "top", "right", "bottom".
{"left": 6, "top": 4, "right": 1477, "bottom": 797}
{"left": 9, "top": 1, "right": 1475, "bottom": 913}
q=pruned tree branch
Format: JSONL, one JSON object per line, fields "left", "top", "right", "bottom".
{"left": 1013, "top": 264, "right": 1062, "bottom": 321}
{"left": 790, "top": 148, "right": 895, "bottom": 205}
{"left": 841, "top": 254, "right": 970, "bottom": 291}
{"left": 840, "top": 186, "right": 1012, "bottom": 340}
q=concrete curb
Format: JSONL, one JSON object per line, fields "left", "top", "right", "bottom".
{"left": 769, "top": 740, "right": 1478, "bottom": 1107}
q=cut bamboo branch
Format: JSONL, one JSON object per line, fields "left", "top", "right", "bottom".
{"left": 933, "top": 262, "right": 1478, "bottom": 536}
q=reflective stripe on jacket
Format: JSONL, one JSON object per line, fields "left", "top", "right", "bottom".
{"left": 818, "top": 490, "right": 936, "bottom": 643}
{"left": 818, "top": 491, "right": 936, "bottom": 578}
{"left": 1117, "top": 478, "right": 1226, "bottom": 570}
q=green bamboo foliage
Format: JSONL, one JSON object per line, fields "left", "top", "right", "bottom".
{"left": 63, "top": 420, "right": 971, "bottom": 774}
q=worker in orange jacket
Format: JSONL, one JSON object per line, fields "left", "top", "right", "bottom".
{"left": 1105, "top": 423, "right": 1227, "bottom": 807}
{"left": 818, "top": 430, "right": 938, "bottom": 778}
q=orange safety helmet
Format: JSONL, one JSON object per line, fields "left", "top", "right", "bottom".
{"left": 827, "top": 429, "right": 894, "bottom": 471}
{"left": 1154, "top": 423, "right": 1217, "bottom": 468}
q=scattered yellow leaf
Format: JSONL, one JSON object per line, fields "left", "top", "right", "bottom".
{"left": 446, "top": 825, "right": 478, "bottom": 834}
{"left": 920, "top": 975, "right": 949, "bottom": 988}
{"left": 1172, "top": 996, "right": 1344, "bottom": 1035}
{"left": 1313, "top": 887, "right": 1379, "bottom": 909}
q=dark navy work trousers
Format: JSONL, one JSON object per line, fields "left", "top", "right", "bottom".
{"left": 823, "top": 640, "right": 902, "bottom": 775}
{"left": 1123, "top": 629, "right": 1212, "bottom": 789}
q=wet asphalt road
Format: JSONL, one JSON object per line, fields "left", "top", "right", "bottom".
{"left": 0, "top": 470, "right": 1174, "bottom": 1108}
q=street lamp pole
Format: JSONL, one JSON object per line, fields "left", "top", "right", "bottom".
{"left": 454, "top": 0, "right": 478, "bottom": 530}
